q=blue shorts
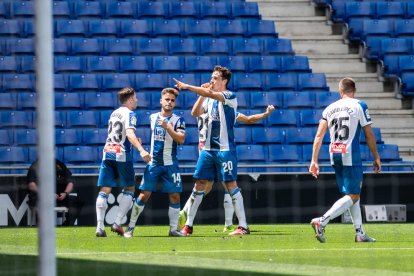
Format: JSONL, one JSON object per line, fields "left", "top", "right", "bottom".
{"left": 139, "top": 164, "right": 182, "bottom": 193}
{"left": 97, "top": 159, "right": 135, "bottom": 188}
{"left": 194, "top": 150, "right": 237, "bottom": 182}
{"left": 332, "top": 157, "right": 363, "bottom": 195}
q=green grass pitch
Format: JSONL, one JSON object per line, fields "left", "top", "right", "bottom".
{"left": 0, "top": 224, "right": 413, "bottom": 275}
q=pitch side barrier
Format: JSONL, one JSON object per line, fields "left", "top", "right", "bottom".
{"left": 0, "top": 163, "right": 413, "bottom": 226}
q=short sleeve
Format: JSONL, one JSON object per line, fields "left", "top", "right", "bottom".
{"left": 358, "top": 100, "right": 372, "bottom": 127}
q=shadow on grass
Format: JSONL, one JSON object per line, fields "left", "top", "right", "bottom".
{"left": 0, "top": 254, "right": 286, "bottom": 276}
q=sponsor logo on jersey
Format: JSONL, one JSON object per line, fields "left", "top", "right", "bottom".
{"left": 104, "top": 144, "right": 121, "bottom": 153}
{"left": 130, "top": 115, "right": 137, "bottom": 126}
{"left": 330, "top": 143, "right": 347, "bottom": 153}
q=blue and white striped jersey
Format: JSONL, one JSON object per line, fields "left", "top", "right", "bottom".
{"left": 322, "top": 98, "right": 372, "bottom": 166}
{"left": 202, "top": 91, "right": 237, "bottom": 151}
{"left": 149, "top": 112, "right": 186, "bottom": 166}
{"left": 103, "top": 107, "right": 136, "bottom": 162}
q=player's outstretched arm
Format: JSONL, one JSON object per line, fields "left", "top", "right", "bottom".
{"left": 236, "top": 105, "right": 276, "bottom": 124}
{"left": 309, "top": 119, "right": 328, "bottom": 178}
{"left": 363, "top": 124, "right": 381, "bottom": 173}
{"left": 173, "top": 78, "right": 224, "bottom": 102}
{"left": 126, "top": 128, "right": 151, "bottom": 163}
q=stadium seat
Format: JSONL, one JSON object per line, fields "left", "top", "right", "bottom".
{"left": 376, "top": 144, "right": 401, "bottom": 161}
{"left": 136, "top": 38, "right": 168, "bottom": 55}
{"left": 183, "top": 19, "right": 215, "bottom": 38}
{"left": 376, "top": 2, "right": 405, "bottom": 20}
{"left": 0, "top": 129, "right": 13, "bottom": 146}
{"left": 231, "top": 2, "right": 260, "bottom": 19}
{"left": 169, "top": 2, "right": 199, "bottom": 20}
{"left": 383, "top": 55, "right": 400, "bottom": 77}
{"left": 281, "top": 56, "right": 311, "bottom": 73}
{"left": 175, "top": 110, "right": 197, "bottom": 126}
{"left": 268, "top": 145, "right": 302, "bottom": 162}
{"left": 360, "top": 127, "right": 382, "bottom": 144}
{"left": 136, "top": 92, "right": 152, "bottom": 109}
{"left": 184, "top": 127, "right": 199, "bottom": 145}
{"left": 407, "top": 3, "right": 414, "bottom": 19}
{"left": 69, "top": 74, "right": 100, "bottom": 91}
{"left": 401, "top": 72, "right": 414, "bottom": 95}
{"left": 399, "top": 55, "right": 414, "bottom": 74}
{"left": 177, "top": 145, "right": 198, "bottom": 162}
{"left": 134, "top": 110, "right": 152, "bottom": 126}
{"left": 184, "top": 56, "right": 215, "bottom": 73}
{"left": 380, "top": 38, "right": 411, "bottom": 59}
{"left": 216, "top": 20, "right": 246, "bottom": 38}
{"left": 53, "top": 1, "right": 71, "bottom": 19}
{"left": 11, "top": 2, "right": 34, "bottom": 18}
{"left": 88, "top": 20, "right": 118, "bottom": 38}
{"left": 55, "top": 129, "right": 82, "bottom": 146}
{"left": 263, "top": 38, "right": 294, "bottom": 55}
{"left": 20, "top": 56, "right": 36, "bottom": 73}
{"left": 169, "top": 73, "right": 199, "bottom": 89}
{"left": 249, "top": 56, "right": 281, "bottom": 72}
{"left": 168, "top": 38, "right": 198, "bottom": 55}
{"left": 21, "top": 20, "right": 34, "bottom": 38}
{"left": 237, "top": 145, "right": 266, "bottom": 162}
{"left": 107, "top": 1, "right": 135, "bottom": 19}
{"left": 86, "top": 56, "right": 117, "bottom": 73}
{"left": 0, "top": 147, "right": 29, "bottom": 164}
{"left": 251, "top": 127, "right": 285, "bottom": 144}
{"left": 136, "top": 73, "right": 166, "bottom": 91}
{"left": 302, "top": 144, "right": 330, "bottom": 162}
{"left": 0, "top": 20, "right": 21, "bottom": 37}
{"left": 104, "top": 39, "right": 134, "bottom": 55}
{"left": 54, "top": 74, "right": 66, "bottom": 91}
{"left": 0, "top": 111, "right": 32, "bottom": 128}
{"left": 217, "top": 56, "right": 248, "bottom": 72}
{"left": 233, "top": 73, "right": 262, "bottom": 91}
{"left": 83, "top": 128, "right": 108, "bottom": 146}
{"left": 153, "top": 56, "right": 183, "bottom": 73}
{"left": 99, "top": 110, "right": 112, "bottom": 128}
{"left": 0, "top": 93, "right": 16, "bottom": 110}
{"left": 55, "top": 92, "right": 82, "bottom": 110}
{"left": 6, "top": 38, "right": 34, "bottom": 55}
{"left": 285, "top": 127, "right": 315, "bottom": 144}
{"left": 232, "top": 38, "right": 261, "bottom": 55}
{"left": 0, "top": 56, "right": 18, "bottom": 72}
{"left": 14, "top": 129, "right": 35, "bottom": 146}
{"left": 3, "top": 74, "right": 34, "bottom": 92}
{"left": 315, "top": 91, "right": 340, "bottom": 108}
{"left": 297, "top": 73, "right": 329, "bottom": 91}
{"left": 362, "top": 19, "right": 393, "bottom": 41}
{"left": 84, "top": 92, "right": 116, "bottom": 110}
{"left": 119, "top": 20, "right": 151, "bottom": 38}
{"left": 236, "top": 92, "right": 250, "bottom": 108}
{"left": 63, "top": 146, "right": 98, "bottom": 164}
{"left": 266, "top": 73, "right": 297, "bottom": 91}
{"left": 135, "top": 128, "right": 152, "bottom": 145}
{"left": 16, "top": 93, "right": 36, "bottom": 110}
{"left": 55, "top": 111, "right": 66, "bottom": 128}
{"left": 55, "top": 56, "right": 84, "bottom": 73}
{"left": 250, "top": 92, "right": 283, "bottom": 109}
{"left": 53, "top": 38, "right": 69, "bottom": 55}
{"left": 247, "top": 20, "right": 277, "bottom": 38}
{"left": 283, "top": 91, "right": 315, "bottom": 108}
{"left": 119, "top": 56, "right": 150, "bottom": 73}
{"left": 73, "top": 1, "right": 104, "bottom": 19}
{"left": 153, "top": 19, "right": 183, "bottom": 38}
{"left": 138, "top": 2, "right": 167, "bottom": 19}
{"left": 0, "top": 3, "right": 7, "bottom": 19}
{"left": 266, "top": 109, "right": 298, "bottom": 127}
{"left": 66, "top": 111, "right": 99, "bottom": 128}
{"left": 234, "top": 127, "right": 252, "bottom": 144}
{"left": 55, "top": 20, "right": 87, "bottom": 37}
{"left": 71, "top": 38, "right": 102, "bottom": 55}
{"left": 200, "top": 2, "right": 231, "bottom": 19}
{"left": 344, "top": 2, "right": 374, "bottom": 21}
{"left": 200, "top": 38, "right": 230, "bottom": 55}
{"left": 300, "top": 109, "right": 324, "bottom": 126}
{"left": 102, "top": 74, "right": 133, "bottom": 91}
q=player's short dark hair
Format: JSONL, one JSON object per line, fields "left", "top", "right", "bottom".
{"left": 118, "top": 87, "right": 136, "bottom": 104}
{"left": 214, "top": 65, "right": 232, "bottom": 88}
{"left": 161, "top": 87, "right": 179, "bottom": 98}
{"left": 340, "top": 78, "right": 356, "bottom": 93}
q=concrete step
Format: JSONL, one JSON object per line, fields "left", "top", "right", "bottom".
{"left": 252, "top": 0, "right": 310, "bottom": 3}
{"left": 363, "top": 99, "right": 403, "bottom": 110}
{"left": 309, "top": 59, "right": 370, "bottom": 73}
{"left": 371, "top": 117, "right": 414, "bottom": 129}
{"left": 370, "top": 110, "right": 414, "bottom": 116}
{"left": 257, "top": 3, "right": 316, "bottom": 17}
{"left": 382, "top": 137, "right": 414, "bottom": 148}
{"left": 292, "top": 41, "right": 349, "bottom": 55}
{"left": 274, "top": 21, "right": 332, "bottom": 36}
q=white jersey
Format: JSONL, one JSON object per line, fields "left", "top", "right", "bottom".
{"left": 103, "top": 106, "right": 137, "bottom": 162}
{"left": 322, "top": 98, "right": 372, "bottom": 166}
{"left": 149, "top": 112, "right": 186, "bottom": 166}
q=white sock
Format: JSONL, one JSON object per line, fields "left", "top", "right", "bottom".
{"left": 128, "top": 199, "right": 145, "bottom": 228}
{"left": 223, "top": 192, "right": 234, "bottom": 226}
{"left": 349, "top": 199, "right": 365, "bottom": 236}
{"left": 186, "top": 190, "right": 205, "bottom": 227}
{"left": 182, "top": 190, "right": 195, "bottom": 215}
{"left": 321, "top": 195, "right": 353, "bottom": 227}
{"left": 230, "top": 188, "right": 247, "bottom": 229}
{"left": 96, "top": 192, "right": 108, "bottom": 230}
{"left": 169, "top": 203, "right": 180, "bottom": 231}
{"left": 114, "top": 191, "right": 134, "bottom": 226}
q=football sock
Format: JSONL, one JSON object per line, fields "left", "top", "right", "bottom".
{"left": 96, "top": 192, "right": 108, "bottom": 230}
{"left": 168, "top": 203, "right": 180, "bottom": 232}
{"left": 223, "top": 192, "right": 234, "bottom": 226}
{"left": 229, "top": 188, "right": 248, "bottom": 229}
{"left": 182, "top": 188, "right": 196, "bottom": 215}
{"left": 186, "top": 189, "right": 205, "bottom": 227}
{"left": 349, "top": 199, "right": 365, "bottom": 236}
{"left": 128, "top": 198, "right": 145, "bottom": 228}
{"left": 320, "top": 195, "right": 353, "bottom": 227}
{"left": 114, "top": 191, "right": 134, "bottom": 226}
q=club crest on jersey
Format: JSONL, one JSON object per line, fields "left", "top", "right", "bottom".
{"left": 330, "top": 143, "right": 347, "bottom": 153}
{"left": 365, "top": 109, "right": 371, "bottom": 120}
{"left": 130, "top": 115, "right": 137, "bottom": 126}
{"left": 154, "top": 127, "right": 165, "bottom": 141}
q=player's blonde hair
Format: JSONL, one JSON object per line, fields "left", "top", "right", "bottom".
{"left": 118, "top": 87, "right": 136, "bottom": 104}
{"left": 339, "top": 78, "right": 356, "bottom": 94}
{"left": 161, "top": 87, "right": 179, "bottom": 98}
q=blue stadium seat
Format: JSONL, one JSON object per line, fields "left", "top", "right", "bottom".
{"left": 234, "top": 127, "right": 252, "bottom": 144}
{"left": 266, "top": 109, "right": 298, "bottom": 127}
{"left": 0, "top": 56, "right": 18, "bottom": 73}
{"left": 233, "top": 73, "right": 262, "bottom": 91}
{"left": 252, "top": 127, "right": 285, "bottom": 144}
{"left": 360, "top": 127, "right": 382, "bottom": 144}
{"left": 56, "top": 129, "right": 82, "bottom": 146}
{"left": 153, "top": 19, "right": 183, "bottom": 38}
{"left": 66, "top": 111, "right": 99, "bottom": 128}
{"left": 55, "top": 20, "right": 87, "bottom": 37}
{"left": 262, "top": 38, "right": 294, "bottom": 55}
{"left": 53, "top": 1, "right": 71, "bottom": 19}
{"left": 102, "top": 74, "right": 133, "bottom": 91}
{"left": 169, "top": 2, "right": 199, "bottom": 20}
{"left": 84, "top": 92, "right": 115, "bottom": 110}
{"left": 177, "top": 145, "right": 198, "bottom": 162}
{"left": 137, "top": 92, "right": 152, "bottom": 109}
{"left": 99, "top": 110, "right": 112, "bottom": 128}
{"left": 63, "top": 146, "right": 98, "bottom": 164}
{"left": 0, "top": 20, "right": 21, "bottom": 37}
{"left": 250, "top": 92, "right": 283, "bottom": 109}
{"left": 86, "top": 56, "right": 117, "bottom": 73}
{"left": 300, "top": 109, "right": 324, "bottom": 126}
{"left": 266, "top": 73, "right": 297, "bottom": 91}
{"left": 344, "top": 2, "right": 374, "bottom": 21}
{"left": 394, "top": 19, "right": 414, "bottom": 38}
{"left": 407, "top": 3, "right": 414, "bottom": 19}
{"left": 362, "top": 19, "right": 393, "bottom": 41}
{"left": 21, "top": 20, "right": 34, "bottom": 38}
{"left": 376, "top": 2, "right": 405, "bottom": 20}
{"left": 380, "top": 38, "right": 411, "bottom": 59}
{"left": 73, "top": 1, "right": 104, "bottom": 19}
{"left": 104, "top": 38, "right": 134, "bottom": 55}
{"left": 136, "top": 38, "right": 168, "bottom": 55}
{"left": 383, "top": 55, "right": 400, "bottom": 77}
{"left": 6, "top": 38, "right": 34, "bottom": 55}
{"left": 20, "top": 56, "right": 36, "bottom": 73}
{"left": 184, "top": 56, "right": 216, "bottom": 73}
{"left": 281, "top": 56, "right": 311, "bottom": 73}
{"left": 3, "top": 74, "right": 34, "bottom": 92}
{"left": 232, "top": 38, "right": 261, "bottom": 55}
{"left": 71, "top": 38, "right": 102, "bottom": 55}
{"left": 217, "top": 56, "right": 248, "bottom": 72}
{"left": 231, "top": 2, "right": 260, "bottom": 19}
{"left": 88, "top": 20, "right": 118, "bottom": 37}
{"left": 0, "top": 3, "right": 7, "bottom": 19}
{"left": 119, "top": 20, "right": 151, "bottom": 38}
{"left": 376, "top": 144, "right": 401, "bottom": 161}
{"left": 137, "top": 2, "right": 167, "bottom": 19}
{"left": 184, "top": 20, "right": 215, "bottom": 38}
{"left": 55, "top": 92, "right": 82, "bottom": 110}
{"left": 247, "top": 20, "right": 277, "bottom": 38}
{"left": 399, "top": 55, "right": 414, "bottom": 74}
{"left": 268, "top": 145, "right": 302, "bottom": 162}
{"left": 200, "top": 38, "right": 230, "bottom": 55}
{"left": 283, "top": 91, "right": 315, "bottom": 108}
{"left": 16, "top": 93, "right": 35, "bottom": 110}
{"left": 182, "top": 92, "right": 199, "bottom": 109}
{"left": 135, "top": 128, "right": 152, "bottom": 145}
{"left": 69, "top": 74, "right": 100, "bottom": 91}
{"left": 285, "top": 127, "right": 315, "bottom": 144}
{"left": 216, "top": 20, "right": 246, "bottom": 38}
{"left": 249, "top": 56, "right": 281, "bottom": 72}
{"left": 83, "top": 128, "right": 107, "bottom": 146}
{"left": 315, "top": 91, "right": 340, "bottom": 108}
{"left": 134, "top": 110, "right": 152, "bottom": 126}
{"left": 53, "top": 38, "right": 69, "bottom": 55}
{"left": 0, "top": 129, "right": 13, "bottom": 146}
{"left": 153, "top": 56, "right": 183, "bottom": 73}
{"left": 236, "top": 92, "right": 250, "bottom": 108}
{"left": 119, "top": 56, "right": 150, "bottom": 73}
{"left": 169, "top": 38, "right": 199, "bottom": 55}
{"left": 401, "top": 72, "right": 414, "bottom": 96}
{"left": 184, "top": 127, "right": 199, "bottom": 145}
{"left": 55, "top": 56, "right": 84, "bottom": 73}
{"left": 0, "top": 111, "right": 32, "bottom": 128}
{"left": 0, "top": 93, "right": 16, "bottom": 110}
{"left": 0, "top": 40, "right": 5, "bottom": 56}
{"left": 11, "top": 1, "right": 34, "bottom": 18}
{"left": 55, "top": 111, "right": 66, "bottom": 128}
{"left": 107, "top": 1, "right": 135, "bottom": 19}
{"left": 175, "top": 109, "right": 197, "bottom": 126}
{"left": 297, "top": 73, "right": 329, "bottom": 92}
{"left": 237, "top": 145, "right": 267, "bottom": 162}
{"left": 302, "top": 144, "right": 330, "bottom": 162}
{"left": 136, "top": 73, "right": 166, "bottom": 91}
{"left": 14, "top": 129, "right": 35, "bottom": 146}
{"left": 169, "top": 73, "right": 199, "bottom": 89}
{"left": 200, "top": 2, "right": 231, "bottom": 19}
{"left": 0, "top": 147, "right": 29, "bottom": 164}
{"left": 54, "top": 74, "right": 66, "bottom": 91}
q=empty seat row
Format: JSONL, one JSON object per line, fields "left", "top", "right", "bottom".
{"left": 364, "top": 37, "right": 414, "bottom": 60}
{"left": 0, "top": 72, "right": 328, "bottom": 92}
{"left": 0, "top": 37, "right": 294, "bottom": 56}
{"left": 0, "top": 1, "right": 259, "bottom": 20}
{"left": 382, "top": 54, "right": 414, "bottom": 77}
{"left": 0, "top": 55, "right": 309, "bottom": 74}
